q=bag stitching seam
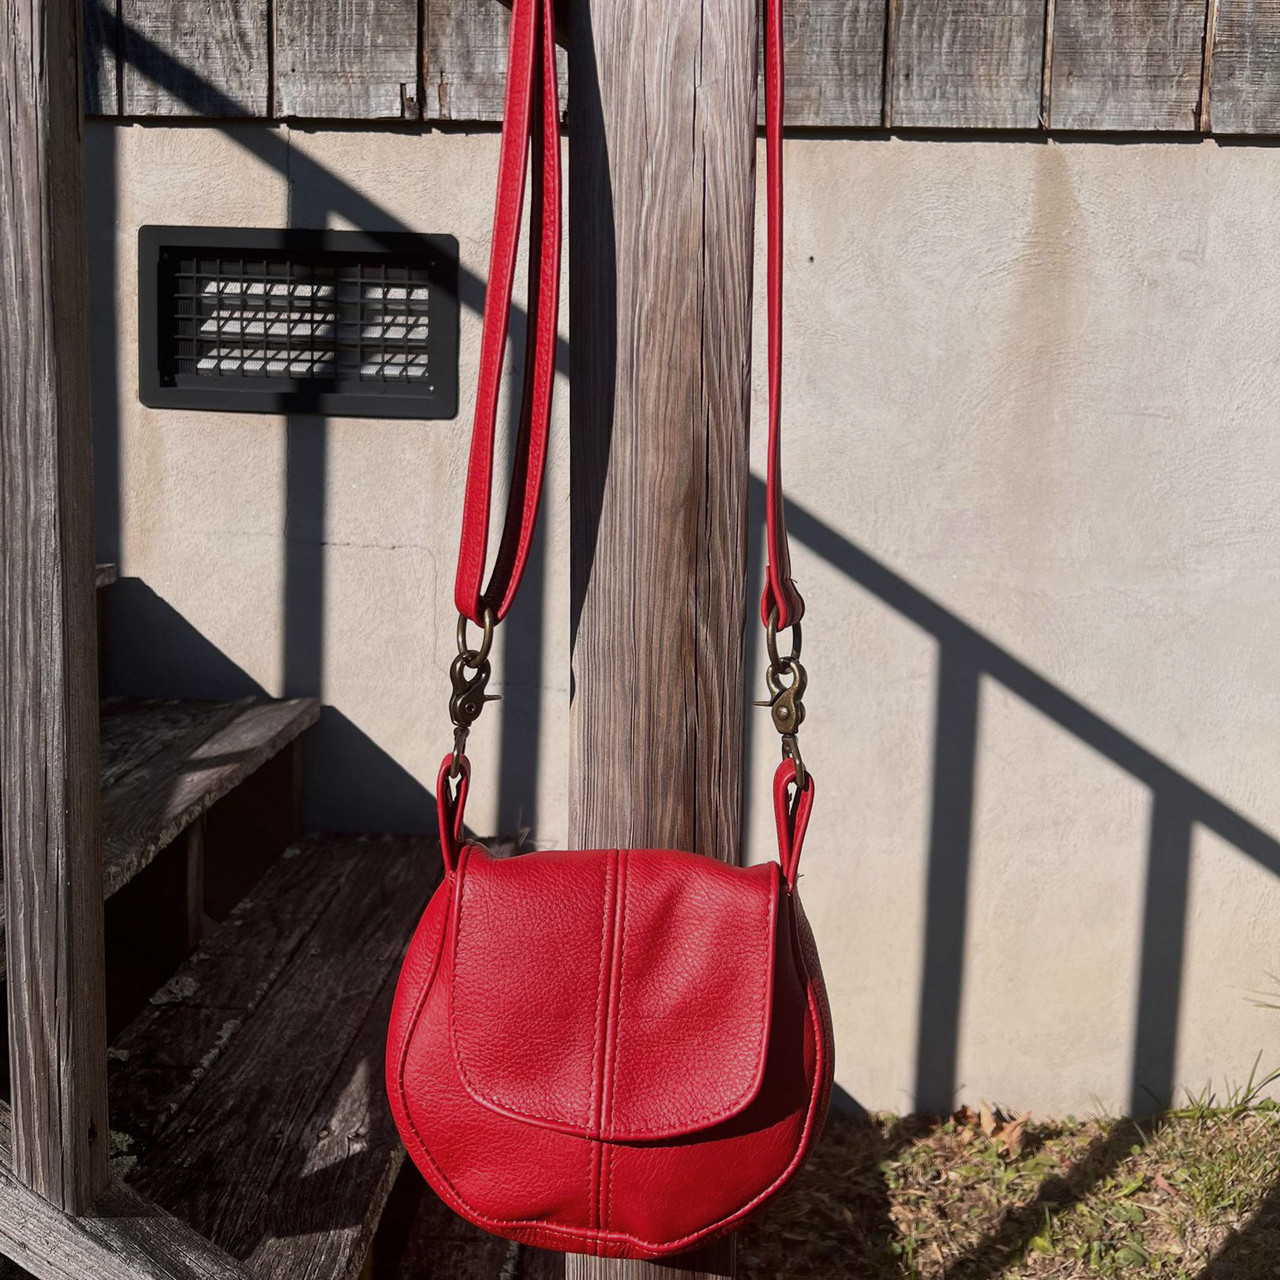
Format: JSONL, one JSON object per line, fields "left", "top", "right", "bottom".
{"left": 450, "top": 855, "right": 778, "bottom": 1136}
{"left": 395, "top": 938, "right": 827, "bottom": 1254}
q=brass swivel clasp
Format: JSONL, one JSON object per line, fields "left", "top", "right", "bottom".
{"left": 448, "top": 607, "right": 501, "bottom": 777}
{"left": 756, "top": 607, "right": 808, "bottom": 790}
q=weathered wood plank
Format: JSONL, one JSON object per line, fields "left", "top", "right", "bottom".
{"left": 97, "top": 699, "right": 242, "bottom": 792}
{"left": 1211, "top": 0, "right": 1280, "bottom": 133}
{"left": 425, "top": 0, "right": 567, "bottom": 121}
{"left": 0, "top": 698, "right": 318, "bottom": 985}
{"left": 567, "top": 0, "right": 752, "bottom": 1274}
{"left": 119, "top": 0, "right": 267, "bottom": 117}
{"left": 275, "top": 0, "right": 419, "bottom": 119}
{"left": 98, "top": 697, "right": 320, "bottom": 900}
{"left": 891, "top": 0, "right": 1047, "bottom": 129}
{"left": 757, "top": 0, "right": 887, "bottom": 128}
{"left": 425, "top": 0, "right": 507, "bottom": 119}
{"left": 1, "top": 0, "right": 111, "bottom": 1212}
{"left": 378, "top": 1177, "right": 566, "bottom": 1278}
{"left": 0, "top": 1106, "right": 256, "bottom": 1280}
{"left": 109, "top": 838, "right": 368, "bottom": 1162}
{"left": 128, "top": 836, "right": 440, "bottom": 1280}
{"left": 83, "top": 0, "right": 118, "bottom": 114}
{"left": 1049, "top": 0, "right": 1208, "bottom": 130}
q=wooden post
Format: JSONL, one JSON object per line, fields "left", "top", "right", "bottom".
{"left": 566, "top": 0, "right": 755, "bottom": 1275}
{"left": 0, "top": 0, "right": 111, "bottom": 1211}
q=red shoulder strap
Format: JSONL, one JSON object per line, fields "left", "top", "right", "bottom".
{"left": 450, "top": 0, "right": 812, "bottom": 872}
{"left": 760, "top": 0, "right": 803, "bottom": 629}
{"left": 454, "top": 0, "right": 798, "bottom": 634}
{"left": 454, "top": 0, "right": 561, "bottom": 625}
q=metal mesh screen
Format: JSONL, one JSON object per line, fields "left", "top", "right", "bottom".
{"left": 173, "top": 256, "right": 433, "bottom": 384}
{"left": 140, "top": 228, "right": 458, "bottom": 418}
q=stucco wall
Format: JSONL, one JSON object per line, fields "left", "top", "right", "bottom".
{"left": 87, "top": 122, "right": 1280, "bottom": 1118}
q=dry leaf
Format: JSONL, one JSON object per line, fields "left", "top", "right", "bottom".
{"left": 1000, "top": 1113, "right": 1029, "bottom": 1159}
{"left": 979, "top": 1101, "right": 998, "bottom": 1138}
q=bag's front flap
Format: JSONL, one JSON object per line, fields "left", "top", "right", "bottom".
{"left": 449, "top": 845, "right": 779, "bottom": 1141}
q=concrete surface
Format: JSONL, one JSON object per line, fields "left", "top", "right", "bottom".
{"left": 86, "top": 122, "right": 1280, "bottom": 1117}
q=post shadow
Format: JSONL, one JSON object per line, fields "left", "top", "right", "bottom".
{"left": 566, "top": 2, "right": 617, "bottom": 661}
{"left": 1131, "top": 793, "right": 1194, "bottom": 1114}
{"left": 914, "top": 650, "right": 980, "bottom": 1114}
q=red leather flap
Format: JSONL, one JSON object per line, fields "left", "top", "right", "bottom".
{"left": 449, "top": 846, "right": 779, "bottom": 1141}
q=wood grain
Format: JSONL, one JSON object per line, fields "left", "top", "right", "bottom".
{"left": 891, "top": 0, "right": 1046, "bottom": 129}
{"left": 83, "top": 0, "right": 118, "bottom": 114}
{"left": 1049, "top": 0, "right": 1209, "bottom": 130}
{"left": 425, "top": 0, "right": 567, "bottom": 121}
{"left": 119, "top": 0, "right": 267, "bottom": 116}
{"left": 275, "top": 0, "right": 420, "bottom": 118}
{"left": 567, "top": 0, "right": 752, "bottom": 1273}
{"left": 0, "top": 698, "right": 318, "bottom": 984}
{"left": 0, "top": 1105, "right": 256, "bottom": 1279}
{"left": 757, "top": 0, "right": 887, "bottom": 127}
{"left": 0, "top": 0, "right": 111, "bottom": 1213}
{"left": 126, "top": 836, "right": 440, "bottom": 1280}
{"left": 1211, "top": 0, "right": 1280, "bottom": 133}
{"left": 98, "top": 697, "right": 320, "bottom": 899}
{"left": 109, "top": 838, "right": 366, "bottom": 1159}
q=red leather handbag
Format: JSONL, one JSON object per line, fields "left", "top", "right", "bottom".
{"left": 386, "top": 0, "right": 833, "bottom": 1259}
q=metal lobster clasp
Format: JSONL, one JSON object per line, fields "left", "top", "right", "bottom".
{"left": 756, "top": 607, "right": 809, "bottom": 790}
{"left": 449, "top": 652, "right": 500, "bottom": 727}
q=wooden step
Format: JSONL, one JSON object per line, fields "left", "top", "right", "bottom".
{"left": 110, "top": 834, "right": 441, "bottom": 1280}
{"left": 0, "top": 697, "right": 320, "bottom": 982}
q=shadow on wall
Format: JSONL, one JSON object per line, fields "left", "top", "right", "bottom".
{"left": 91, "top": 10, "right": 1280, "bottom": 1130}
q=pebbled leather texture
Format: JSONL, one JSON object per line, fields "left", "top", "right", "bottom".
{"left": 387, "top": 842, "right": 834, "bottom": 1259}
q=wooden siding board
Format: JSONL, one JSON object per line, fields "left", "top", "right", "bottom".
{"left": 1212, "top": 0, "right": 1280, "bottom": 133}
{"left": 1, "top": 0, "right": 111, "bottom": 1212}
{"left": 892, "top": 0, "right": 1047, "bottom": 130}
{"left": 425, "top": 0, "right": 507, "bottom": 120}
{"left": 275, "top": 0, "right": 420, "bottom": 119}
{"left": 120, "top": 0, "right": 268, "bottom": 117}
{"left": 758, "top": 0, "right": 887, "bottom": 128}
{"left": 1049, "top": 0, "right": 1209, "bottom": 130}
{"left": 84, "top": 0, "right": 119, "bottom": 115}
{"left": 425, "top": 0, "right": 567, "bottom": 122}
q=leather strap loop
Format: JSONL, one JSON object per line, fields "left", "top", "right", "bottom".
{"left": 772, "top": 758, "right": 814, "bottom": 888}
{"left": 437, "top": 754, "right": 471, "bottom": 874}
{"left": 454, "top": 0, "right": 562, "bottom": 625}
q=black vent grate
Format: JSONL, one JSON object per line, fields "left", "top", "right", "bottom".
{"left": 140, "top": 228, "right": 458, "bottom": 419}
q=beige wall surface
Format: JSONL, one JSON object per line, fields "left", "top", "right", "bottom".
{"left": 87, "top": 123, "right": 1280, "bottom": 1118}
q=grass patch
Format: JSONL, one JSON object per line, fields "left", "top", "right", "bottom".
{"left": 740, "top": 1087, "right": 1280, "bottom": 1277}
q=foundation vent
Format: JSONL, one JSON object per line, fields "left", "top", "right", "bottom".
{"left": 139, "top": 227, "right": 458, "bottom": 418}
